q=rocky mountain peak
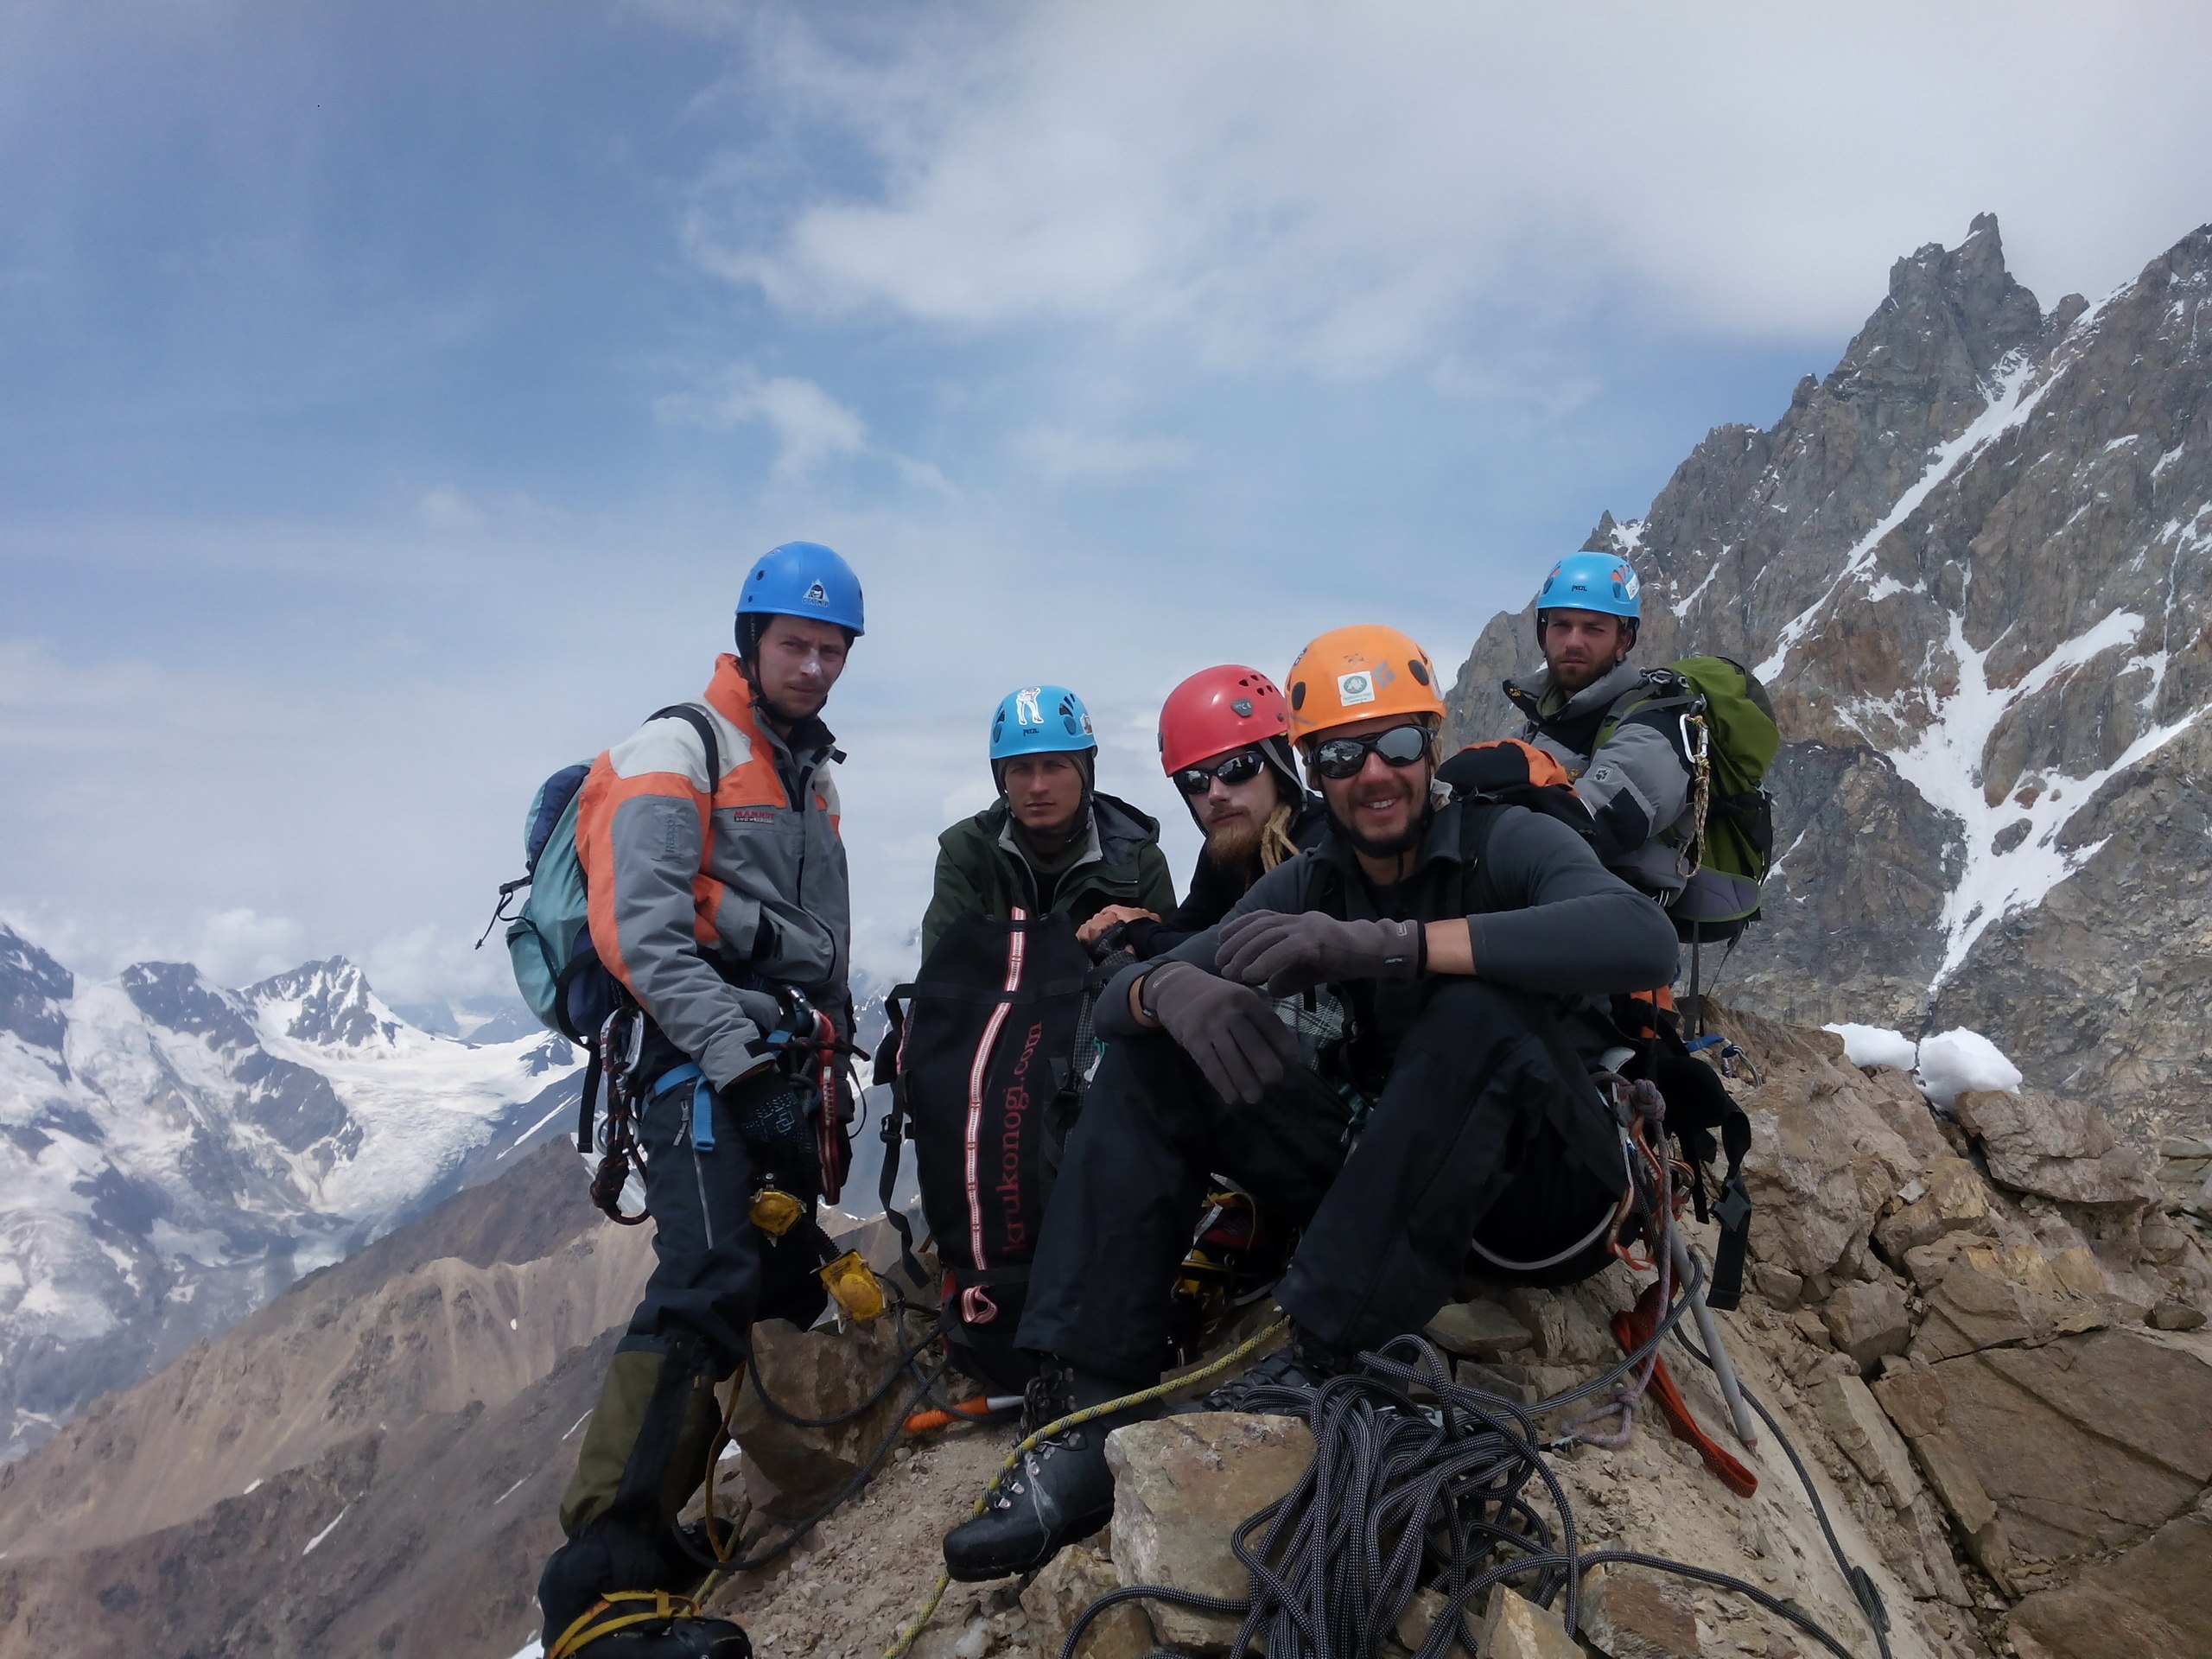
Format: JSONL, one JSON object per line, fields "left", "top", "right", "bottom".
{"left": 1857, "top": 211, "right": 2042, "bottom": 391}
{"left": 0, "top": 925, "right": 72, "bottom": 1058}
{"left": 246, "top": 956, "right": 396, "bottom": 1048}
{"left": 1446, "top": 216, "right": 2212, "bottom": 1131}
{"left": 118, "top": 960, "right": 260, "bottom": 1052}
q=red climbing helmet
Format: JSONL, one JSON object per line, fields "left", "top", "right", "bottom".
{"left": 1158, "top": 664, "right": 1296, "bottom": 779}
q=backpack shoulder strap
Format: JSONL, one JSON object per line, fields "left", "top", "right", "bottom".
{"left": 1456, "top": 800, "right": 1515, "bottom": 915}
{"left": 1592, "top": 667, "right": 1701, "bottom": 754}
{"left": 646, "top": 703, "right": 722, "bottom": 803}
{"left": 874, "top": 982, "right": 926, "bottom": 1287}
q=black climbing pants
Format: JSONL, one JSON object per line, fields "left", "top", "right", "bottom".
{"left": 1018, "top": 978, "right": 1626, "bottom": 1382}
{"left": 542, "top": 1032, "right": 829, "bottom": 1634}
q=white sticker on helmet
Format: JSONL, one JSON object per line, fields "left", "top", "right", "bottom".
{"left": 1338, "top": 671, "right": 1376, "bottom": 707}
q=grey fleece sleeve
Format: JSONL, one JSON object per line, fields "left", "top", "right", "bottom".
{"left": 1094, "top": 857, "right": 1311, "bottom": 1038}
{"left": 1470, "top": 810, "right": 1680, "bottom": 993}
{"left": 1576, "top": 715, "right": 1692, "bottom": 866}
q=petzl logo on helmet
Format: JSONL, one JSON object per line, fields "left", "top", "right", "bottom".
{"left": 1338, "top": 671, "right": 1376, "bottom": 707}
{"left": 802, "top": 580, "right": 830, "bottom": 607}
{"left": 1230, "top": 697, "right": 1253, "bottom": 717}
{"left": 1015, "top": 688, "right": 1044, "bottom": 727}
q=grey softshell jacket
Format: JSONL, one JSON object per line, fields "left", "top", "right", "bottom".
{"left": 576, "top": 653, "right": 850, "bottom": 1090}
{"left": 1503, "top": 659, "right": 1696, "bottom": 898}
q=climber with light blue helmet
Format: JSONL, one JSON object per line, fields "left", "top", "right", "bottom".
{"left": 537, "top": 538, "right": 865, "bottom": 1659}
{"left": 1474, "top": 547, "right": 1697, "bottom": 901}
{"left": 920, "top": 683, "right": 1177, "bottom": 956}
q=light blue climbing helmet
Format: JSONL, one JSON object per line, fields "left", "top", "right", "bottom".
{"left": 737, "top": 541, "right": 866, "bottom": 641}
{"left": 1535, "top": 551, "right": 1641, "bottom": 621}
{"left": 989, "top": 685, "right": 1097, "bottom": 762}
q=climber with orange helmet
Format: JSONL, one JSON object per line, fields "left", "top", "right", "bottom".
{"left": 941, "top": 623, "right": 1679, "bottom": 1583}
{"left": 1112, "top": 664, "right": 1326, "bottom": 960}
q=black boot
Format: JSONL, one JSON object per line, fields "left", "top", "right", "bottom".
{"left": 1185, "top": 1326, "right": 1349, "bottom": 1415}
{"left": 547, "top": 1606, "right": 752, "bottom": 1659}
{"left": 941, "top": 1365, "right": 1135, "bottom": 1581}
{"left": 541, "top": 1517, "right": 751, "bottom": 1658}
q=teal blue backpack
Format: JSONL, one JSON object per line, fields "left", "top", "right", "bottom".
{"left": 481, "top": 705, "right": 719, "bottom": 1042}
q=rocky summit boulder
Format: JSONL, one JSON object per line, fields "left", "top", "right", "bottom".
{"left": 1954, "top": 1087, "right": 2162, "bottom": 1208}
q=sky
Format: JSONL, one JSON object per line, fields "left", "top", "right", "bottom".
{"left": 3, "top": 0, "right": 2209, "bottom": 1007}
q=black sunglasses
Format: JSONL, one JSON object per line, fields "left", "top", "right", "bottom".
{"left": 1173, "top": 749, "right": 1268, "bottom": 796}
{"left": 1309, "top": 722, "right": 1432, "bottom": 780}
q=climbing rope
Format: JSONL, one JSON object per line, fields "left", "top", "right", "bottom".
{"left": 1050, "top": 1279, "right": 1892, "bottom": 1659}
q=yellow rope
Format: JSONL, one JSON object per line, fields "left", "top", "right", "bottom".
{"left": 549, "top": 1589, "right": 703, "bottom": 1659}
{"left": 880, "top": 1315, "right": 1290, "bottom": 1659}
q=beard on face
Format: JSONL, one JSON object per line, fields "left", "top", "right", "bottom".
{"left": 1204, "top": 810, "right": 1264, "bottom": 868}
{"left": 1327, "top": 776, "right": 1432, "bottom": 861}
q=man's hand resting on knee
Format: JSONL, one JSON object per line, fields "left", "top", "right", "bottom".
{"left": 1217, "top": 909, "right": 1425, "bottom": 996}
{"left": 1134, "top": 960, "right": 1299, "bottom": 1105}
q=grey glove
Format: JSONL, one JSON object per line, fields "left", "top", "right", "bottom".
{"left": 1139, "top": 961, "right": 1300, "bottom": 1106}
{"left": 1217, "top": 909, "right": 1425, "bottom": 997}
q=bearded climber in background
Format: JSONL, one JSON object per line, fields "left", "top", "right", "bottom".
{"left": 1111, "top": 665, "right": 1327, "bottom": 961}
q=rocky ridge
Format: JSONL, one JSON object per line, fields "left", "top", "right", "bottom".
{"left": 1444, "top": 215, "right": 2212, "bottom": 1135}
{"left": 0, "top": 923, "right": 582, "bottom": 1459}
{"left": 3, "top": 1001, "right": 2208, "bottom": 1659}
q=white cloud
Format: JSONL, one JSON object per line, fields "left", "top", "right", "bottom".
{"left": 415, "top": 487, "right": 486, "bottom": 531}
{"left": 688, "top": 2, "right": 2212, "bottom": 374}
{"left": 658, "top": 363, "right": 870, "bottom": 480}
{"left": 1013, "top": 426, "right": 1193, "bottom": 483}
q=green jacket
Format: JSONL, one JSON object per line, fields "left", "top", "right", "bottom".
{"left": 921, "top": 792, "right": 1178, "bottom": 957}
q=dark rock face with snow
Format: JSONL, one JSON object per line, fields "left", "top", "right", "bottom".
{"left": 1446, "top": 215, "right": 2212, "bottom": 1132}
{"left": 0, "top": 924, "right": 580, "bottom": 1460}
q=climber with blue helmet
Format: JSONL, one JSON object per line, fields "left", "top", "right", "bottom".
{"left": 537, "top": 540, "right": 865, "bottom": 1659}
{"left": 1475, "top": 547, "right": 1696, "bottom": 900}
{"left": 919, "top": 684, "right": 1177, "bottom": 957}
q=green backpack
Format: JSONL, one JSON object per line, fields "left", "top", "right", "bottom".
{"left": 1596, "top": 656, "right": 1781, "bottom": 940}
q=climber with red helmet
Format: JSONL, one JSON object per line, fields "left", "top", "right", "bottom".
{"left": 1109, "top": 665, "right": 1326, "bottom": 960}
{"left": 941, "top": 624, "right": 1680, "bottom": 1584}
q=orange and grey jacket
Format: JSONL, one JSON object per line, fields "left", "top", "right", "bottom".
{"left": 576, "top": 653, "right": 849, "bottom": 1088}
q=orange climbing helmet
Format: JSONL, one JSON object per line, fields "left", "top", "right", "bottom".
{"left": 1284, "top": 624, "right": 1446, "bottom": 746}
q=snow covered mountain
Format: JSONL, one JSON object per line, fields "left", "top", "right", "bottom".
{"left": 0, "top": 925, "right": 581, "bottom": 1459}
{"left": 1446, "top": 214, "right": 2212, "bottom": 1133}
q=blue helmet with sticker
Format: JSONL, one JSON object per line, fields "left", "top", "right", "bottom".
{"left": 989, "top": 685, "right": 1097, "bottom": 762}
{"left": 1535, "top": 551, "right": 1641, "bottom": 622}
{"left": 736, "top": 541, "right": 866, "bottom": 642}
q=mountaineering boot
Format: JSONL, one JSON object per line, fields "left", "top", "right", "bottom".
{"left": 545, "top": 1605, "right": 753, "bottom": 1659}
{"left": 942, "top": 1363, "right": 1139, "bottom": 1581}
{"left": 541, "top": 1516, "right": 748, "bottom": 1657}
{"left": 1185, "top": 1325, "right": 1349, "bottom": 1415}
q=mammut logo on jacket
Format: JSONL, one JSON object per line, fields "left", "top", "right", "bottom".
{"left": 996, "top": 1020, "right": 1046, "bottom": 1248}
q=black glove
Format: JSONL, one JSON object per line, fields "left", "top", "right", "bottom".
{"left": 1138, "top": 961, "right": 1300, "bottom": 1106}
{"left": 1217, "top": 909, "right": 1424, "bottom": 997}
{"left": 721, "top": 1065, "right": 814, "bottom": 1160}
